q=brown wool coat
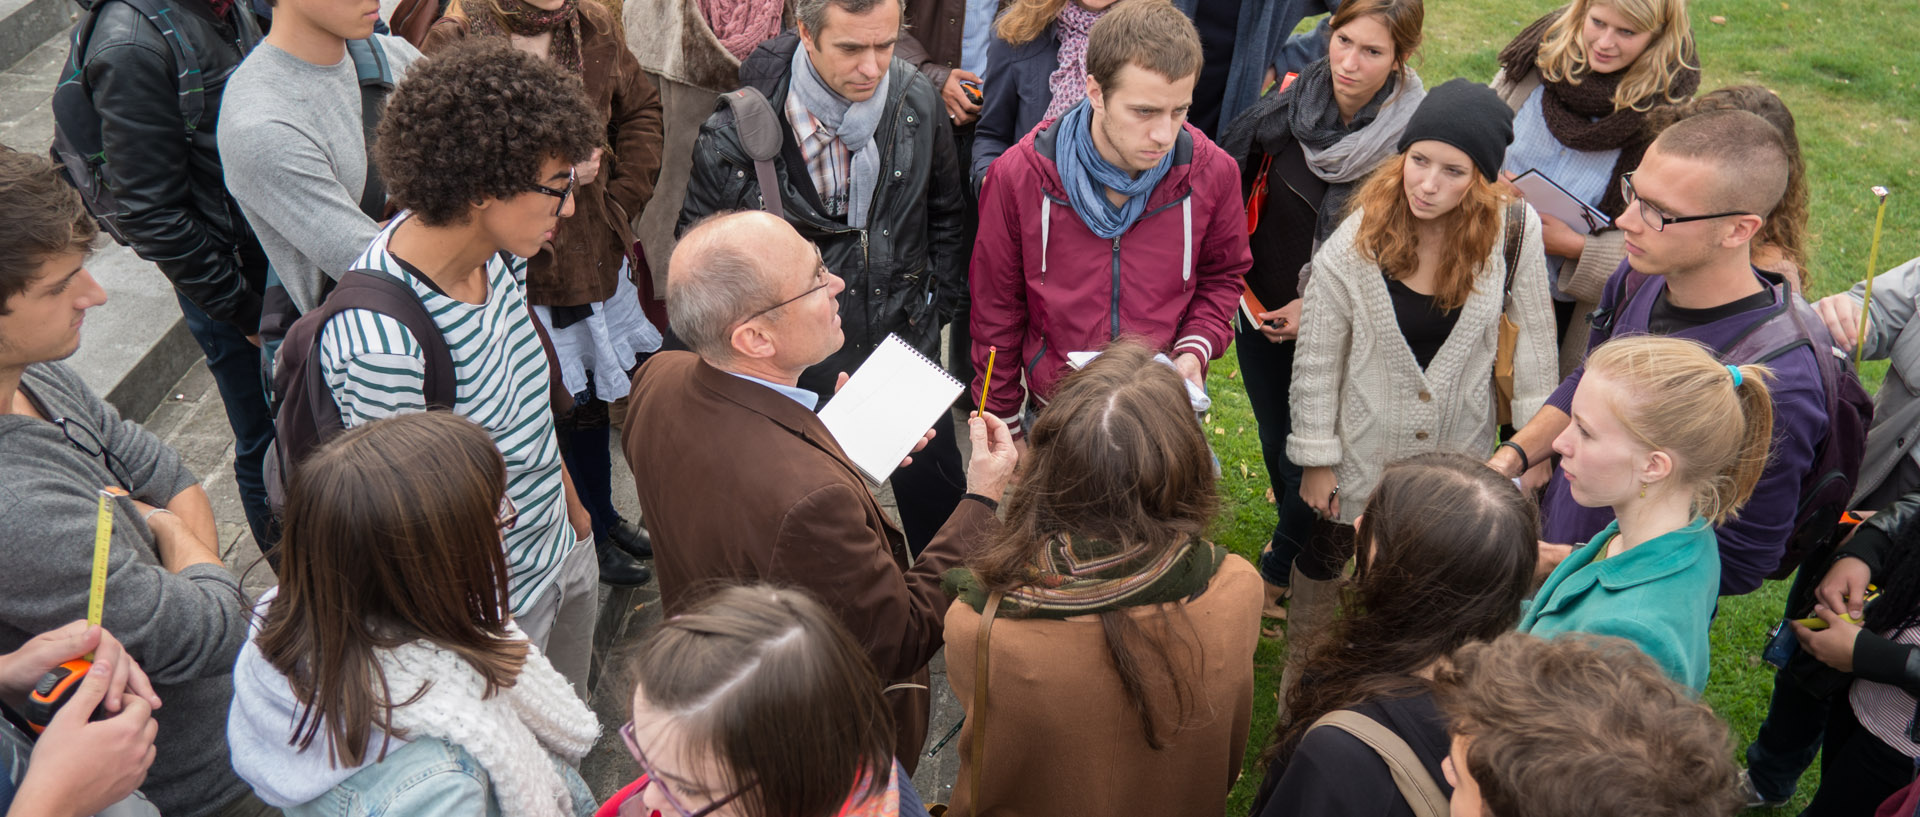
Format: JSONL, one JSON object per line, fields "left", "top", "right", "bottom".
{"left": 425, "top": 2, "right": 664, "bottom": 306}
{"left": 943, "top": 555, "right": 1263, "bottom": 817}
{"left": 622, "top": 352, "right": 996, "bottom": 770}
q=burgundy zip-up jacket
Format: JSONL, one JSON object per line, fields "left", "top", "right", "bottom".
{"left": 969, "top": 116, "right": 1250, "bottom": 435}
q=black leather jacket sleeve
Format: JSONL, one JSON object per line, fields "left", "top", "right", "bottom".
{"left": 87, "top": 22, "right": 260, "bottom": 333}
{"left": 1838, "top": 485, "right": 1920, "bottom": 692}
{"left": 925, "top": 104, "right": 968, "bottom": 321}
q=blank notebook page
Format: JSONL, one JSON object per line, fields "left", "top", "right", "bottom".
{"left": 817, "top": 334, "right": 964, "bottom": 484}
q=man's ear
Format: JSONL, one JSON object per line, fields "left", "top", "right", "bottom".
{"left": 1085, "top": 75, "right": 1103, "bottom": 111}
{"left": 730, "top": 318, "right": 778, "bottom": 363}
{"left": 1722, "top": 213, "right": 1766, "bottom": 249}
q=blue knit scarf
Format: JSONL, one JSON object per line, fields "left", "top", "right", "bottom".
{"left": 1055, "top": 98, "right": 1173, "bottom": 239}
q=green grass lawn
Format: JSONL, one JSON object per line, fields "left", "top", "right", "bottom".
{"left": 1215, "top": 0, "right": 1919, "bottom": 811}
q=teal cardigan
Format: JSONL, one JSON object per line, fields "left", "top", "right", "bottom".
{"left": 1519, "top": 518, "right": 1720, "bottom": 692}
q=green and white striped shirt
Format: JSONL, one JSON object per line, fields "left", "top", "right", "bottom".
{"left": 318, "top": 215, "right": 573, "bottom": 614}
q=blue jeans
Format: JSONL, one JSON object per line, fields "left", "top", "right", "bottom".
{"left": 176, "top": 293, "right": 276, "bottom": 547}
{"left": 1235, "top": 319, "right": 1314, "bottom": 586}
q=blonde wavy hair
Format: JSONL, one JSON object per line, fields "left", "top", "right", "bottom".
{"left": 1345, "top": 150, "right": 1511, "bottom": 311}
{"left": 1537, "top": 0, "right": 1697, "bottom": 112}
{"left": 1583, "top": 336, "right": 1775, "bottom": 525}
{"left": 996, "top": 0, "right": 1079, "bottom": 47}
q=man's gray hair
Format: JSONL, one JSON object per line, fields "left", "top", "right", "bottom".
{"left": 797, "top": 0, "right": 898, "bottom": 41}
{"left": 668, "top": 214, "right": 786, "bottom": 362}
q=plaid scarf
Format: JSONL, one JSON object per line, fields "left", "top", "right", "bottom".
{"left": 470, "top": 0, "right": 584, "bottom": 75}
{"left": 945, "top": 535, "right": 1226, "bottom": 618}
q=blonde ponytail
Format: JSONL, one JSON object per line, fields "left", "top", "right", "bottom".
{"left": 1584, "top": 337, "right": 1775, "bottom": 524}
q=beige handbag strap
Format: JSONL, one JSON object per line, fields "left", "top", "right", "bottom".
{"left": 1307, "top": 709, "right": 1450, "bottom": 817}
{"left": 968, "top": 591, "right": 1003, "bottom": 815}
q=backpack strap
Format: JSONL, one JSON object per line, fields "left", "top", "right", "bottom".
{"left": 720, "top": 87, "right": 785, "bottom": 220}
{"left": 968, "top": 591, "right": 1003, "bottom": 814}
{"left": 1308, "top": 710, "right": 1450, "bottom": 817}
{"left": 1500, "top": 202, "right": 1525, "bottom": 295}
{"left": 308, "top": 270, "right": 458, "bottom": 410}
{"left": 113, "top": 0, "right": 208, "bottom": 130}
{"left": 346, "top": 38, "right": 395, "bottom": 221}
{"left": 1586, "top": 260, "right": 1654, "bottom": 344}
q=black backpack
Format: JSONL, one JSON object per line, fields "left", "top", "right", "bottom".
{"left": 49, "top": 0, "right": 260, "bottom": 245}
{"left": 263, "top": 270, "right": 456, "bottom": 518}
{"left": 1588, "top": 262, "right": 1874, "bottom": 582}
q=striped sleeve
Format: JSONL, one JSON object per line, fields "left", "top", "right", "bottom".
{"left": 318, "top": 308, "right": 429, "bottom": 427}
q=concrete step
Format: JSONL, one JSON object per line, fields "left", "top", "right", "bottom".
{"left": 0, "top": 0, "right": 71, "bottom": 74}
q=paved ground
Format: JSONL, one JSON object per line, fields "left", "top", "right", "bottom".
{"left": 148, "top": 359, "right": 970, "bottom": 804}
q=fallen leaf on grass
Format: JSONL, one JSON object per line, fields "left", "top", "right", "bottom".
{"left": 1709, "top": 14, "right": 1726, "bottom": 23}
{"left": 1265, "top": 487, "right": 1276, "bottom": 503}
{"left": 1214, "top": 427, "right": 1226, "bottom": 436}
{"left": 1239, "top": 463, "right": 1251, "bottom": 478}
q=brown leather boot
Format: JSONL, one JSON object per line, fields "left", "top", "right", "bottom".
{"left": 1276, "top": 564, "right": 1341, "bottom": 724}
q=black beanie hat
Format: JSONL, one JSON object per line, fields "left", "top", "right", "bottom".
{"left": 1395, "top": 79, "right": 1515, "bottom": 181}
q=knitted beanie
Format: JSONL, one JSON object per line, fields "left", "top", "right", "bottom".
{"left": 1396, "top": 78, "right": 1516, "bottom": 181}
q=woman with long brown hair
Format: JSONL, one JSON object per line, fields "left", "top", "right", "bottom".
{"left": 1250, "top": 452, "right": 1537, "bottom": 816}
{"left": 1284, "top": 79, "right": 1558, "bottom": 703}
{"left": 605, "top": 584, "right": 935, "bottom": 817}
{"left": 227, "top": 412, "right": 599, "bottom": 817}
{"left": 1216, "top": 0, "right": 1424, "bottom": 641}
{"left": 941, "top": 340, "right": 1261, "bottom": 817}
{"left": 424, "top": 0, "right": 665, "bottom": 587}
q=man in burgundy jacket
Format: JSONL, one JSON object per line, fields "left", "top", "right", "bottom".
{"left": 967, "top": 0, "right": 1249, "bottom": 438}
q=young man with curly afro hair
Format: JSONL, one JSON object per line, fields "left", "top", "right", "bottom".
{"left": 311, "top": 40, "right": 610, "bottom": 697}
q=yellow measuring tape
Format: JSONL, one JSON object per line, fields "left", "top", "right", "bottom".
{"left": 87, "top": 488, "right": 123, "bottom": 657}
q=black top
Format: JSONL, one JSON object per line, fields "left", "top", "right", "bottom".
{"left": 1648, "top": 287, "right": 1775, "bottom": 336}
{"left": 1387, "top": 277, "right": 1460, "bottom": 370}
{"left": 1186, "top": 0, "right": 1240, "bottom": 137}
{"left": 1245, "top": 138, "right": 1326, "bottom": 312}
{"left": 1251, "top": 692, "right": 1454, "bottom": 817}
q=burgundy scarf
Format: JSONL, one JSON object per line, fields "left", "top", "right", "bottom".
{"left": 470, "top": 0, "right": 585, "bottom": 75}
{"left": 1497, "top": 10, "right": 1699, "bottom": 217}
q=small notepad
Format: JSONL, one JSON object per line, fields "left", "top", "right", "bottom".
{"left": 818, "top": 334, "right": 965, "bottom": 484}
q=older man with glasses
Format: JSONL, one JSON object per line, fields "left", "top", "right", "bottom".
{"left": 0, "top": 149, "right": 258, "bottom": 816}
{"left": 1485, "top": 109, "right": 1836, "bottom": 599}
{"left": 623, "top": 210, "right": 1019, "bottom": 773}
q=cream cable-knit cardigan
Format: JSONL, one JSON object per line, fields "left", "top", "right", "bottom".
{"left": 1288, "top": 205, "right": 1559, "bottom": 523}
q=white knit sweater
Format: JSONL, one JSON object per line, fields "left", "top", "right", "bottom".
{"left": 1287, "top": 205, "right": 1559, "bottom": 523}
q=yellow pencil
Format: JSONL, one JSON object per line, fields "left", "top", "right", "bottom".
{"left": 979, "top": 346, "right": 996, "bottom": 416}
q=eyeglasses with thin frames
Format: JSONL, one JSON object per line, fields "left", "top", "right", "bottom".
{"left": 618, "top": 721, "right": 756, "bottom": 817}
{"left": 530, "top": 168, "right": 577, "bottom": 217}
{"left": 1619, "top": 172, "right": 1753, "bottom": 232}
{"left": 739, "top": 263, "right": 831, "bottom": 327}
{"left": 497, "top": 495, "right": 518, "bottom": 532}
{"left": 52, "top": 416, "right": 131, "bottom": 492}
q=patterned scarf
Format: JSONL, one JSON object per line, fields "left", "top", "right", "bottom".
{"left": 833, "top": 763, "right": 907, "bottom": 817}
{"left": 945, "top": 535, "right": 1227, "bottom": 619}
{"left": 1497, "top": 10, "right": 1699, "bottom": 217}
{"left": 470, "top": 0, "right": 585, "bottom": 75}
{"left": 1042, "top": 2, "right": 1105, "bottom": 122}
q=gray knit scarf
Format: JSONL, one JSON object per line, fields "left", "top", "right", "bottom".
{"left": 789, "top": 45, "right": 890, "bottom": 228}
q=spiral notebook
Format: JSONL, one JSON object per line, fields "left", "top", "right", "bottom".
{"left": 818, "top": 334, "right": 965, "bottom": 484}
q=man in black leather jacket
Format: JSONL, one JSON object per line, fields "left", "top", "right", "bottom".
{"left": 81, "top": 0, "right": 277, "bottom": 547}
{"left": 678, "top": 0, "right": 970, "bottom": 552}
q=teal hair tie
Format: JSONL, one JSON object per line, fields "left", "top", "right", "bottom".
{"left": 1727, "top": 365, "right": 1743, "bottom": 387}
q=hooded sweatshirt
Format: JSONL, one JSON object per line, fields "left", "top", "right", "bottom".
{"left": 968, "top": 116, "right": 1250, "bottom": 435}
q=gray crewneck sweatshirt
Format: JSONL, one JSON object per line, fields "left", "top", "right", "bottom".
{"left": 0, "top": 363, "right": 251, "bottom": 817}
{"left": 217, "top": 36, "right": 422, "bottom": 315}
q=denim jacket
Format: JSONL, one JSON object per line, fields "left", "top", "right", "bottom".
{"left": 285, "top": 738, "right": 596, "bottom": 817}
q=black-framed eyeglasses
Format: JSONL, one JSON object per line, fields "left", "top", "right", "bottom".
{"left": 1620, "top": 172, "right": 1753, "bottom": 232}
{"left": 52, "top": 417, "right": 131, "bottom": 492}
{"left": 739, "top": 262, "right": 831, "bottom": 326}
{"left": 531, "top": 168, "right": 577, "bottom": 217}
{"left": 496, "top": 495, "right": 518, "bottom": 532}
{"left": 618, "top": 721, "right": 757, "bottom": 817}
